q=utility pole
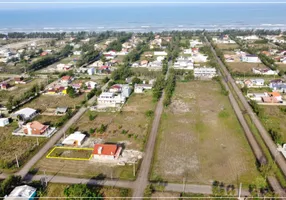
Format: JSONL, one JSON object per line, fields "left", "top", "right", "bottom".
{"left": 133, "top": 162, "right": 136, "bottom": 177}
{"left": 183, "top": 177, "right": 186, "bottom": 193}
{"left": 44, "top": 170, "right": 48, "bottom": 187}
{"left": 15, "top": 154, "right": 19, "bottom": 168}
{"left": 238, "top": 183, "right": 242, "bottom": 199}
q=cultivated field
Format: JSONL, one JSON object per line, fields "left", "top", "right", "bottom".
{"left": 277, "top": 63, "right": 286, "bottom": 71}
{"left": 33, "top": 91, "right": 155, "bottom": 179}
{"left": 40, "top": 183, "right": 130, "bottom": 199}
{"left": 0, "top": 122, "right": 47, "bottom": 171}
{"left": 259, "top": 106, "right": 286, "bottom": 143}
{"left": 151, "top": 81, "right": 259, "bottom": 185}
{"left": 227, "top": 62, "right": 266, "bottom": 74}
{"left": 22, "top": 94, "right": 85, "bottom": 112}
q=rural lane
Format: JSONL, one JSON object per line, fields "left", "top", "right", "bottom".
{"left": 205, "top": 36, "right": 286, "bottom": 196}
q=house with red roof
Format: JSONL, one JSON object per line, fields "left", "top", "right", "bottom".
{"left": 93, "top": 144, "right": 122, "bottom": 160}
{"left": 23, "top": 121, "right": 49, "bottom": 135}
{"left": 0, "top": 83, "right": 9, "bottom": 90}
{"left": 61, "top": 76, "right": 72, "bottom": 85}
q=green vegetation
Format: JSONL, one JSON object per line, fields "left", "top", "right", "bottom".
{"left": 163, "top": 72, "right": 176, "bottom": 106}
{"left": 152, "top": 75, "right": 165, "bottom": 101}
{"left": 0, "top": 176, "right": 22, "bottom": 197}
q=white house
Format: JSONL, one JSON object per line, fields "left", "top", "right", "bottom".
{"left": 0, "top": 118, "right": 9, "bottom": 127}
{"left": 190, "top": 39, "right": 203, "bottom": 47}
{"left": 12, "top": 108, "right": 37, "bottom": 121}
{"left": 244, "top": 79, "right": 265, "bottom": 87}
{"left": 57, "top": 63, "right": 73, "bottom": 71}
{"left": 194, "top": 67, "right": 217, "bottom": 79}
{"left": 156, "top": 56, "right": 165, "bottom": 62}
{"left": 62, "top": 131, "right": 86, "bottom": 146}
{"left": 5, "top": 185, "right": 36, "bottom": 200}
{"left": 85, "top": 81, "right": 97, "bottom": 89}
{"left": 97, "top": 92, "right": 126, "bottom": 107}
{"left": 252, "top": 68, "right": 279, "bottom": 75}
{"left": 241, "top": 55, "right": 261, "bottom": 63}
{"left": 134, "top": 84, "right": 153, "bottom": 93}
{"left": 174, "top": 56, "right": 194, "bottom": 70}
{"left": 154, "top": 51, "right": 168, "bottom": 56}
{"left": 87, "top": 67, "right": 95, "bottom": 75}
{"left": 73, "top": 51, "right": 82, "bottom": 56}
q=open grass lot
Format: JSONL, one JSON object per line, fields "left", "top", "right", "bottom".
{"left": 40, "top": 183, "right": 131, "bottom": 199}
{"left": 0, "top": 122, "right": 47, "bottom": 172}
{"left": 33, "top": 92, "right": 155, "bottom": 179}
{"left": 47, "top": 147, "right": 93, "bottom": 159}
{"left": 0, "top": 78, "right": 47, "bottom": 104}
{"left": 227, "top": 62, "right": 266, "bottom": 74}
{"left": 277, "top": 63, "right": 286, "bottom": 71}
{"left": 72, "top": 91, "right": 156, "bottom": 150}
{"left": 151, "top": 81, "right": 259, "bottom": 185}
{"left": 216, "top": 43, "right": 239, "bottom": 50}
{"left": 22, "top": 94, "right": 85, "bottom": 112}
{"left": 259, "top": 106, "right": 286, "bottom": 143}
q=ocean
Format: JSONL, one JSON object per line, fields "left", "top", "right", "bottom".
{"left": 1, "top": 4, "right": 286, "bottom": 32}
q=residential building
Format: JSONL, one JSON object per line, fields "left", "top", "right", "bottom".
{"left": 270, "top": 83, "right": 286, "bottom": 93}
{"left": 0, "top": 118, "right": 9, "bottom": 127}
{"left": 156, "top": 56, "right": 165, "bottom": 62}
{"left": 96, "top": 66, "right": 111, "bottom": 74}
{"left": 252, "top": 68, "right": 278, "bottom": 75}
{"left": 57, "top": 63, "right": 73, "bottom": 71}
{"left": 14, "top": 77, "right": 26, "bottom": 84}
{"left": 0, "top": 83, "right": 9, "bottom": 90}
{"left": 97, "top": 92, "right": 126, "bottom": 107}
{"left": 12, "top": 108, "right": 37, "bottom": 121}
{"left": 173, "top": 56, "right": 194, "bottom": 70}
{"left": 244, "top": 79, "right": 265, "bottom": 87}
{"left": 93, "top": 144, "right": 122, "bottom": 160}
{"left": 241, "top": 55, "right": 260, "bottom": 63}
{"left": 154, "top": 51, "right": 168, "bottom": 56}
{"left": 85, "top": 81, "right": 97, "bottom": 89}
{"left": 73, "top": 51, "right": 82, "bottom": 56}
{"left": 61, "top": 76, "right": 72, "bottom": 85}
{"left": 194, "top": 67, "right": 217, "bottom": 79}
{"left": 134, "top": 84, "right": 153, "bottom": 93}
{"left": 190, "top": 39, "right": 203, "bottom": 47}
{"left": 62, "top": 131, "right": 86, "bottom": 146}
{"left": 87, "top": 67, "right": 95, "bottom": 75}
{"left": 23, "top": 121, "right": 49, "bottom": 136}
{"left": 5, "top": 185, "right": 36, "bottom": 200}
{"left": 140, "top": 60, "right": 149, "bottom": 67}
{"left": 55, "top": 107, "right": 68, "bottom": 115}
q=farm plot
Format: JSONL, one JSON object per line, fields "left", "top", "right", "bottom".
{"left": 151, "top": 81, "right": 259, "bottom": 185}
{"left": 227, "top": 62, "right": 267, "bottom": 74}
{"left": 47, "top": 147, "right": 93, "bottom": 160}
{"left": 0, "top": 122, "right": 47, "bottom": 171}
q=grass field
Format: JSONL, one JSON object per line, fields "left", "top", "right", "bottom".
{"left": 22, "top": 94, "right": 85, "bottom": 112}
{"left": 277, "top": 63, "right": 286, "bottom": 71}
{"left": 0, "top": 78, "right": 47, "bottom": 105}
{"left": 0, "top": 122, "right": 47, "bottom": 171}
{"left": 259, "top": 106, "right": 286, "bottom": 143}
{"left": 216, "top": 43, "right": 239, "bottom": 50}
{"left": 47, "top": 147, "right": 93, "bottom": 160}
{"left": 227, "top": 62, "right": 267, "bottom": 74}
{"left": 40, "top": 183, "right": 131, "bottom": 199}
{"left": 72, "top": 91, "right": 156, "bottom": 150}
{"left": 33, "top": 92, "right": 155, "bottom": 179}
{"left": 151, "top": 81, "right": 259, "bottom": 186}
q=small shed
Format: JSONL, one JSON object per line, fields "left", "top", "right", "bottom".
{"left": 55, "top": 107, "right": 68, "bottom": 115}
{"left": 62, "top": 131, "right": 86, "bottom": 146}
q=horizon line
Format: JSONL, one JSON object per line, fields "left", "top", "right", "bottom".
{"left": 1, "top": 1, "right": 286, "bottom": 4}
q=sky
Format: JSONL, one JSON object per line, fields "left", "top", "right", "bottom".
{"left": 1, "top": 0, "right": 286, "bottom": 10}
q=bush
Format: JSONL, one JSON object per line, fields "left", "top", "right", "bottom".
{"left": 145, "top": 110, "right": 154, "bottom": 118}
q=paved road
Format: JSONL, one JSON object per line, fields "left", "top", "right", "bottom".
{"left": 30, "top": 174, "right": 251, "bottom": 196}
{"left": 205, "top": 36, "right": 286, "bottom": 196}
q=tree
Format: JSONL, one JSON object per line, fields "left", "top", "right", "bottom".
{"left": 66, "top": 86, "right": 76, "bottom": 98}
{"left": 64, "top": 184, "right": 103, "bottom": 200}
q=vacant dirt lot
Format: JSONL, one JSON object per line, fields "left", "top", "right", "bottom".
{"left": 0, "top": 122, "right": 47, "bottom": 172}
{"left": 227, "top": 62, "right": 266, "bottom": 74}
{"left": 151, "top": 81, "right": 259, "bottom": 185}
